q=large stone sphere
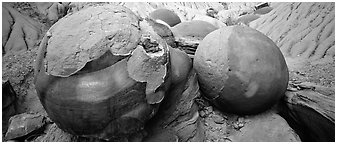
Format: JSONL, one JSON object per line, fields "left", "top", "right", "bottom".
{"left": 149, "top": 8, "right": 181, "bottom": 27}
{"left": 194, "top": 25, "right": 289, "bottom": 115}
{"left": 34, "top": 5, "right": 172, "bottom": 141}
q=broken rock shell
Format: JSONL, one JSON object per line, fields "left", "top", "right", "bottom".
{"left": 34, "top": 5, "right": 171, "bottom": 141}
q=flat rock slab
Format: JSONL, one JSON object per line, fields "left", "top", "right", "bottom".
{"left": 5, "top": 113, "right": 47, "bottom": 140}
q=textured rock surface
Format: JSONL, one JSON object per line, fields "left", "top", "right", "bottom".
{"left": 35, "top": 2, "right": 69, "bottom": 23}
{"left": 145, "top": 70, "right": 205, "bottom": 142}
{"left": 172, "top": 20, "right": 218, "bottom": 58}
{"left": 2, "top": 3, "right": 43, "bottom": 54}
{"left": 279, "top": 81, "right": 335, "bottom": 141}
{"left": 217, "top": 2, "right": 259, "bottom": 26}
{"left": 250, "top": 2, "right": 334, "bottom": 62}
{"left": 5, "top": 113, "right": 47, "bottom": 140}
{"left": 228, "top": 111, "right": 301, "bottom": 142}
{"left": 250, "top": 2, "right": 335, "bottom": 88}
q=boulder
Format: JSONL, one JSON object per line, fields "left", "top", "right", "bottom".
{"left": 172, "top": 20, "right": 218, "bottom": 57}
{"left": 192, "top": 14, "right": 227, "bottom": 28}
{"left": 172, "top": 20, "right": 218, "bottom": 40}
{"left": 149, "top": 8, "right": 181, "bottom": 27}
{"left": 34, "top": 4, "right": 172, "bottom": 141}
{"left": 194, "top": 26, "right": 288, "bottom": 115}
{"left": 228, "top": 111, "right": 301, "bottom": 142}
{"left": 5, "top": 113, "right": 47, "bottom": 141}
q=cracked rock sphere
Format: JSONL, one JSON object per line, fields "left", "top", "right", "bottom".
{"left": 34, "top": 5, "right": 173, "bottom": 141}
{"left": 194, "top": 25, "right": 289, "bottom": 115}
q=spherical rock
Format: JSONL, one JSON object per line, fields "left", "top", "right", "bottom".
{"left": 34, "top": 5, "right": 171, "bottom": 141}
{"left": 194, "top": 25, "right": 288, "bottom": 115}
{"left": 149, "top": 8, "right": 181, "bottom": 27}
{"left": 172, "top": 20, "right": 218, "bottom": 40}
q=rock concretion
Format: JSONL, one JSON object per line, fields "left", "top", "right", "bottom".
{"left": 149, "top": 8, "right": 181, "bottom": 27}
{"left": 34, "top": 5, "right": 171, "bottom": 141}
{"left": 194, "top": 26, "right": 288, "bottom": 115}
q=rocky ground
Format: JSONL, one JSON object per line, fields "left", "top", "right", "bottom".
{"left": 2, "top": 2, "right": 335, "bottom": 142}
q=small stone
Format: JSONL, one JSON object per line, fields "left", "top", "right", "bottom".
{"left": 238, "top": 117, "right": 244, "bottom": 123}
{"left": 5, "top": 113, "right": 46, "bottom": 140}
{"left": 213, "top": 115, "right": 225, "bottom": 124}
{"left": 238, "top": 123, "right": 244, "bottom": 128}
{"left": 199, "top": 111, "right": 206, "bottom": 118}
{"left": 233, "top": 123, "right": 239, "bottom": 129}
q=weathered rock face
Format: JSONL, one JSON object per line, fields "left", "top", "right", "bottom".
{"left": 228, "top": 111, "right": 301, "bottom": 142}
{"left": 194, "top": 26, "right": 289, "bottom": 115}
{"left": 250, "top": 2, "right": 335, "bottom": 63}
{"left": 2, "top": 4, "right": 43, "bottom": 54}
{"left": 34, "top": 5, "right": 171, "bottom": 141}
{"left": 145, "top": 17, "right": 176, "bottom": 48}
{"left": 145, "top": 70, "right": 205, "bottom": 142}
{"left": 217, "top": 2, "right": 259, "bottom": 26}
{"left": 279, "top": 81, "right": 335, "bottom": 142}
{"left": 35, "top": 2, "right": 69, "bottom": 23}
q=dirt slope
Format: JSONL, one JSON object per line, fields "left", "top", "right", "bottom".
{"left": 250, "top": 2, "right": 335, "bottom": 88}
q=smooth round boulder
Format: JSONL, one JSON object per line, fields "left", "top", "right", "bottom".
{"left": 194, "top": 25, "right": 289, "bottom": 115}
{"left": 149, "top": 8, "right": 181, "bottom": 27}
{"left": 172, "top": 20, "right": 218, "bottom": 40}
